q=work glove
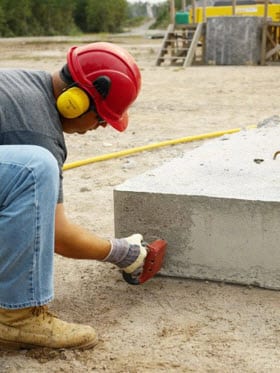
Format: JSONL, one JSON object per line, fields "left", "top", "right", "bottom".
{"left": 106, "top": 233, "right": 147, "bottom": 279}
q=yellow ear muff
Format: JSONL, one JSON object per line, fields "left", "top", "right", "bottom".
{"left": 56, "top": 87, "right": 90, "bottom": 119}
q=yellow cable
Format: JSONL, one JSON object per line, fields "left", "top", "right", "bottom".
{"left": 63, "top": 125, "right": 256, "bottom": 171}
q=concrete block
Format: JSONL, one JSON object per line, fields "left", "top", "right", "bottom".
{"left": 114, "top": 121, "right": 280, "bottom": 289}
{"left": 205, "top": 17, "right": 263, "bottom": 65}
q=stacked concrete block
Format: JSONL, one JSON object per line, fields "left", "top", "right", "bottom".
{"left": 205, "top": 16, "right": 263, "bottom": 65}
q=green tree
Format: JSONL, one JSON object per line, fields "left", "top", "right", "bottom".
{"left": 85, "top": 0, "right": 127, "bottom": 33}
{"left": 0, "top": 4, "right": 6, "bottom": 36}
{"left": 0, "top": 0, "right": 130, "bottom": 36}
{"left": 109, "top": 0, "right": 127, "bottom": 32}
{"left": 0, "top": 0, "right": 32, "bottom": 36}
{"left": 73, "top": 0, "right": 88, "bottom": 32}
{"left": 31, "top": 0, "right": 76, "bottom": 35}
{"left": 50, "top": 0, "right": 76, "bottom": 35}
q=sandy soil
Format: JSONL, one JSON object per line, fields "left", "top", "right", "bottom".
{"left": 1, "top": 34, "right": 280, "bottom": 373}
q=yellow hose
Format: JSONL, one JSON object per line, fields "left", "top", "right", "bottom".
{"left": 63, "top": 125, "right": 256, "bottom": 171}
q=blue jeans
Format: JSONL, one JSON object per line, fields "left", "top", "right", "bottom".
{"left": 0, "top": 145, "right": 59, "bottom": 309}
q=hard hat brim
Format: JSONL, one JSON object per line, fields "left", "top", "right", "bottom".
{"left": 108, "top": 111, "right": 128, "bottom": 132}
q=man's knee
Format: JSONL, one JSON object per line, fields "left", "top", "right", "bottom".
{"left": 0, "top": 145, "right": 57, "bottom": 171}
{"left": 24, "top": 146, "right": 60, "bottom": 194}
{"left": 28, "top": 146, "right": 59, "bottom": 178}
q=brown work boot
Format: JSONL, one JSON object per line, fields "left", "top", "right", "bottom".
{"left": 0, "top": 306, "right": 98, "bottom": 350}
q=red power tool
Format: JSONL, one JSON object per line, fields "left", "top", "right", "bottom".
{"left": 122, "top": 239, "right": 167, "bottom": 285}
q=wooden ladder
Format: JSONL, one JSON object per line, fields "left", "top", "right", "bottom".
{"left": 155, "top": 23, "right": 204, "bottom": 67}
{"left": 261, "top": 21, "right": 280, "bottom": 65}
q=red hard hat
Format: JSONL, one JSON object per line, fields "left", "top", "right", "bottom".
{"left": 66, "top": 42, "right": 141, "bottom": 131}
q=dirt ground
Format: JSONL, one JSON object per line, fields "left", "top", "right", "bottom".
{"left": 1, "top": 33, "right": 280, "bottom": 373}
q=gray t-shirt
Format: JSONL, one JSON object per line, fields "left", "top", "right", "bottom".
{"left": 0, "top": 69, "right": 67, "bottom": 202}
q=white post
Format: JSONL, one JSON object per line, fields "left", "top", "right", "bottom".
{"left": 232, "top": 0, "right": 236, "bottom": 15}
{"left": 170, "top": 0, "right": 175, "bottom": 23}
{"left": 192, "top": 0, "right": 196, "bottom": 23}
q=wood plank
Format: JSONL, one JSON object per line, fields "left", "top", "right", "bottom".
{"left": 155, "top": 24, "right": 175, "bottom": 66}
{"left": 183, "top": 23, "right": 204, "bottom": 67}
{"left": 260, "top": 22, "right": 267, "bottom": 65}
{"left": 266, "top": 44, "right": 280, "bottom": 59}
{"left": 266, "top": 29, "right": 277, "bottom": 47}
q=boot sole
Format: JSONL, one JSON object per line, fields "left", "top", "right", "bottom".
{"left": 0, "top": 336, "right": 98, "bottom": 351}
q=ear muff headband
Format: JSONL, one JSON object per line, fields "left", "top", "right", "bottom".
{"left": 60, "top": 64, "right": 75, "bottom": 85}
{"left": 56, "top": 87, "right": 90, "bottom": 119}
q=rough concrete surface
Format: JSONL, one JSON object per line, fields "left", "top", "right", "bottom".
{"left": 115, "top": 122, "right": 280, "bottom": 289}
{"left": 206, "top": 16, "right": 262, "bottom": 65}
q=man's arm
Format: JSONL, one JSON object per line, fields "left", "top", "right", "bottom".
{"left": 54, "top": 203, "right": 111, "bottom": 260}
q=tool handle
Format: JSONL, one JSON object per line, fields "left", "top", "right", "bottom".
{"left": 122, "top": 239, "right": 167, "bottom": 285}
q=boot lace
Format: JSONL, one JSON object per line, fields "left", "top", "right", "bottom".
{"left": 31, "top": 306, "right": 57, "bottom": 319}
